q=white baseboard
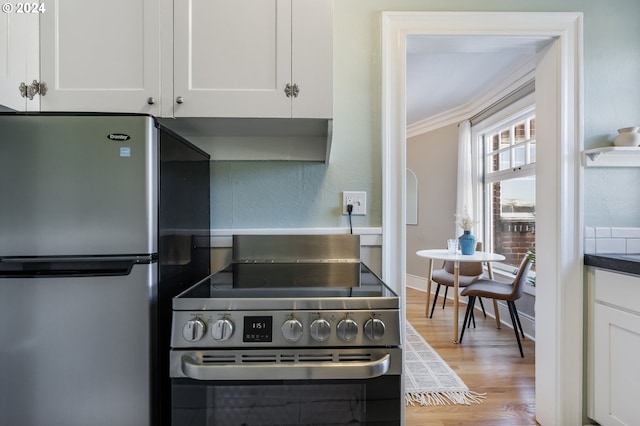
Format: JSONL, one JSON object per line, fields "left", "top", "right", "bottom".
{"left": 406, "top": 274, "right": 535, "bottom": 340}
{"left": 406, "top": 274, "right": 428, "bottom": 292}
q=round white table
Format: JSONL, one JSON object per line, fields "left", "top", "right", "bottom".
{"left": 416, "top": 249, "right": 506, "bottom": 343}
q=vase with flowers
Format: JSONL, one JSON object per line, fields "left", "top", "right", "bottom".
{"left": 455, "top": 208, "right": 478, "bottom": 255}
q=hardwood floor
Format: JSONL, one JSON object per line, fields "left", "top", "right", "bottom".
{"left": 405, "top": 286, "right": 537, "bottom": 426}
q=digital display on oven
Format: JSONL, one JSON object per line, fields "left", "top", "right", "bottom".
{"left": 243, "top": 316, "right": 273, "bottom": 342}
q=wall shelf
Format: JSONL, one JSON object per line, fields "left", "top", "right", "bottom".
{"left": 583, "top": 146, "right": 640, "bottom": 167}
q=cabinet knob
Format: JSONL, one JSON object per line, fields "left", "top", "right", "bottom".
{"left": 147, "top": 97, "right": 156, "bottom": 105}
{"left": 176, "top": 96, "right": 184, "bottom": 104}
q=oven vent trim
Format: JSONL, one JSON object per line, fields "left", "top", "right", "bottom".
{"left": 201, "top": 354, "right": 236, "bottom": 364}
{"left": 198, "top": 352, "right": 378, "bottom": 365}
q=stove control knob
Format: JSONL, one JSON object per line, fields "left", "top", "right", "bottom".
{"left": 364, "top": 318, "right": 386, "bottom": 341}
{"left": 211, "top": 319, "right": 234, "bottom": 341}
{"left": 182, "top": 318, "right": 207, "bottom": 342}
{"left": 309, "top": 318, "right": 331, "bottom": 342}
{"left": 281, "top": 319, "right": 303, "bottom": 342}
{"left": 337, "top": 318, "right": 358, "bottom": 342}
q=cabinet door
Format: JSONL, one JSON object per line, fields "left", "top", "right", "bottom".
{"left": 593, "top": 303, "right": 640, "bottom": 426}
{"left": 0, "top": 12, "right": 39, "bottom": 111}
{"left": 39, "top": 0, "right": 160, "bottom": 114}
{"left": 173, "top": 0, "right": 291, "bottom": 118}
{"left": 291, "top": 0, "right": 332, "bottom": 118}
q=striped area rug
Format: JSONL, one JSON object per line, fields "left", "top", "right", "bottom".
{"left": 404, "top": 322, "right": 486, "bottom": 406}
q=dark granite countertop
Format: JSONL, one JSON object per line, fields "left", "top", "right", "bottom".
{"left": 584, "top": 254, "right": 640, "bottom": 276}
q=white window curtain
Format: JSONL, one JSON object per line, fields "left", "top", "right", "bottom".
{"left": 455, "top": 120, "right": 473, "bottom": 236}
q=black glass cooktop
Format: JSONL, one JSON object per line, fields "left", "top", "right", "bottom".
{"left": 175, "top": 262, "right": 397, "bottom": 300}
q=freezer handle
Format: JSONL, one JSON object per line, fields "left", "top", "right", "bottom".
{"left": 0, "top": 256, "right": 154, "bottom": 278}
{"left": 1, "top": 256, "right": 154, "bottom": 263}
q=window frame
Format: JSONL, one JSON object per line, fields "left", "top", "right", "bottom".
{"left": 471, "top": 93, "right": 536, "bottom": 284}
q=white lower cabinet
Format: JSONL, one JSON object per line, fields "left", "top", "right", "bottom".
{"left": 589, "top": 268, "right": 640, "bottom": 426}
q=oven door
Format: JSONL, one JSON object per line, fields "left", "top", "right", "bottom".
{"left": 170, "top": 348, "right": 402, "bottom": 426}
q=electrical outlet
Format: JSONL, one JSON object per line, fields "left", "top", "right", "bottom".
{"left": 342, "top": 191, "right": 366, "bottom": 215}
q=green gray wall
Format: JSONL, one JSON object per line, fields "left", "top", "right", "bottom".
{"left": 211, "top": 0, "right": 640, "bottom": 230}
{"left": 405, "top": 124, "right": 459, "bottom": 273}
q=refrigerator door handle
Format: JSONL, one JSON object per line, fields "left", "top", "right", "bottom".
{"left": 1, "top": 255, "right": 155, "bottom": 263}
{"left": 0, "top": 256, "right": 155, "bottom": 278}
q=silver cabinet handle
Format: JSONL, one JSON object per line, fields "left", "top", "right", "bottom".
{"left": 284, "top": 83, "right": 300, "bottom": 98}
{"left": 27, "top": 81, "right": 39, "bottom": 100}
{"left": 29, "top": 80, "right": 46, "bottom": 98}
{"left": 147, "top": 97, "right": 156, "bottom": 105}
{"left": 18, "top": 82, "right": 28, "bottom": 98}
{"left": 176, "top": 96, "right": 184, "bottom": 104}
{"left": 180, "top": 353, "right": 390, "bottom": 381}
{"left": 18, "top": 80, "right": 46, "bottom": 99}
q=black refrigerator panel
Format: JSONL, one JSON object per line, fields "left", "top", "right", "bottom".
{"left": 159, "top": 125, "right": 211, "bottom": 289}
{"left": 157, "top": 125, "right": 210, "bottom": 426}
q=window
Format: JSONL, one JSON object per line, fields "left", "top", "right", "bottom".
{"left": 475, "top": 105, "right": 536, "bottom": 273}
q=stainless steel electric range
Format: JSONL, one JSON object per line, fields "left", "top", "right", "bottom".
{"left": 170, "top": 234, "right": 402, "bottom": 426}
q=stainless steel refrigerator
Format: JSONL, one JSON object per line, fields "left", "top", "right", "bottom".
{"left": 0, "top": 113, "right": 210, "bottom": 426}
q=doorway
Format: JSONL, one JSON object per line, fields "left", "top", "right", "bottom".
{"left": 381, "top": 12, "right": 583, "bottom": 425}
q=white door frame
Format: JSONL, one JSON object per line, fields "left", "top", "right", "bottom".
{"left": 381, "top": 12, "right": 584, "bottom": 425}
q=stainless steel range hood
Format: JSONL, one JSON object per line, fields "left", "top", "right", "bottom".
{"left": 157, "top": 117, "right": 332, "bottom": 163}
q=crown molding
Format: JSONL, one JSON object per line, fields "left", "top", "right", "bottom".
{"left": 406, "top": 59, "right": 536, "bottom": 138}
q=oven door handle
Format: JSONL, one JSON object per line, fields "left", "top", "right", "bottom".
{"left": 181, "top": 354, "right": 391, "bottom": 381}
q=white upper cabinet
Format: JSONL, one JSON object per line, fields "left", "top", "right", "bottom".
{"left": 290, "top": 0, "right": 332, "bottom": 119}
{"left": 2, "top": 0, "right": 331, "bottom": 119}
{"left": 39, "top": 0, "right": 161, "bottom": 114}
{"left": 0, "top": 12, "right": 39, "bottom": 111}
{"left": 172, "top": 0, "right": 332, "bottom": 118}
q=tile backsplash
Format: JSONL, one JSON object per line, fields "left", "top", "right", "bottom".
{"left": 584, "top": 227, "right": 640, "bottom": 254}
